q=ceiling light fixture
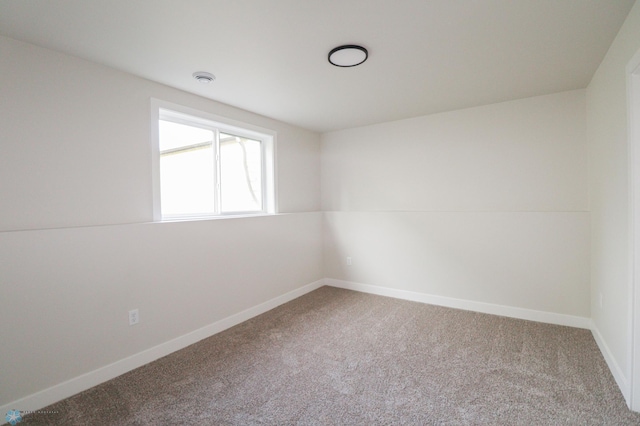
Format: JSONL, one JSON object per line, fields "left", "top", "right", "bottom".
{"left": 192, "top": 71, "right": 216, "bottom": 84}
{"left": 328, "top": 45, "right": 368, "bottom": 67}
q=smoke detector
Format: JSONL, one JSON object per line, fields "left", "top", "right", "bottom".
{"left": 192, "top": 71, "right": 216, "bottom": 84}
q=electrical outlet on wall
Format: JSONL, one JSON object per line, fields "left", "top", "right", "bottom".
{"left": 347, "top": 257, "right": 352, "bottom": 266}
{"left": 129, "top": 309, "right": 139, "bottom": 326}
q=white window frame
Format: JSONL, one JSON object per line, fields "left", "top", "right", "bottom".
{"left": 151, "top": 99, "right": 277, "bottom": 221}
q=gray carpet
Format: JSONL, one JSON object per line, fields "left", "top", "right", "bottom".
{"left": 23, "top": 286, "right": 640, "bottom": 425}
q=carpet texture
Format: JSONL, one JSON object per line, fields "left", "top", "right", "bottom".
{"left": 23, "top": 287, "right": 640, "bottom": 425}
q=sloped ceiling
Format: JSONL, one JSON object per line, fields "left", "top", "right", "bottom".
{"left": 0, "top": 0, "right": 635, "bottom": 132}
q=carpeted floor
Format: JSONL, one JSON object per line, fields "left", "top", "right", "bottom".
{"left": 23, "top": 286, "right": 640, "bottom": 425}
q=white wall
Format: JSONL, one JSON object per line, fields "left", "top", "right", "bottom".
{"left": 0, "top": 36, "right": 322, "bottom": 409}
{"left": 0, "top": 37, "right": 320, "bottom": 232}
{"left": 322, "top": 90, "right": 590, "bottom": 319}
{"left": 586, "top": 0, "right": 640, "bottom": 401}
{"left": 4, "top": 6, "right": 636, "bottom": 410}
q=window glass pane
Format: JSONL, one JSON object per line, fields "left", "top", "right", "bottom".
{"left": 220, "top": 133, "right": 262, "bottom": 212}
{"left": 159, "top": 120, "right": 215, "bottom": 216}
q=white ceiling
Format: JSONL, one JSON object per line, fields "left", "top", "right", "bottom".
{"left": 0, "top": 0, "right": 635, "bottom": 133}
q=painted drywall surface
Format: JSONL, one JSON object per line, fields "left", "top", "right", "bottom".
{"left": 322, "top": 90, "right": 587, "bottom": 212}
{"left": 587, "top": 0, "right": 640, "bottom": 386}
{"left": 277, "top": 125, "right": 321, "bottom": 212}
{"left": 0, "top": 36, "right": 322, "bottom": 406}
{"left": 324, "top": 212, "right": 589, "bottom": 317}
{"left": 0, "top": 36, "right": 320, "bottom": 232}
{"left": 322, "top": 90, "right": 589, "bottom": 317}
{"left": 0, "top": 213, "right": 322, "bottom": 405}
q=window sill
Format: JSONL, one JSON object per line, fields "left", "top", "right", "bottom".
{"left": 158, "top": 212, "right": 278, "bottom": 223}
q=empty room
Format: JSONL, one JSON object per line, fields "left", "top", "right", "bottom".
{"left": 3, "top": 0, "right": 640, "bottom": 424}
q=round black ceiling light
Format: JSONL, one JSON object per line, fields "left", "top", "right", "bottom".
{"left": 328, "top": 45, "right": 368, "bottom": 67}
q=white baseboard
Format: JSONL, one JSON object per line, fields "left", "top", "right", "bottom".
{"left": 325, "top": 278, "right": 592, "bottom": 329}
{"left": 590, "top": 320, "right": 630, "bottom": 405}
{"left": 1, "top": 278, "right": 616, "bottom": 423}
{"left": 0, "top": 279, "right": 325, "bottom": 418}
{"left": 325, "top": 279, "right": 634, "bottom": 406}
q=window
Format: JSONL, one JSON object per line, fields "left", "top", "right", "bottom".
{"left": 151, "top": 101, "right": 276, "bottom": 220}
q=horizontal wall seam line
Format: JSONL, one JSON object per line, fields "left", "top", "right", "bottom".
{"left": 0, "top": 212, "right": 323, "bottom": 234}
